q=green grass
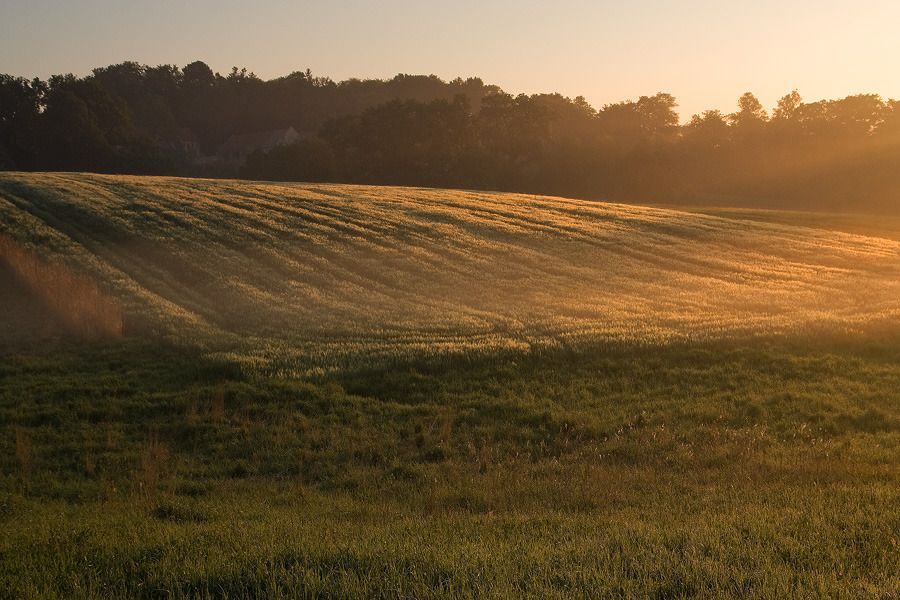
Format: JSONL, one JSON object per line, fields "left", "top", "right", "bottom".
{"left": 1, "top": 173, "right": 899, "bottom": 597}
{"left": 2, "top": 323, "right": 899, "bottom": 597}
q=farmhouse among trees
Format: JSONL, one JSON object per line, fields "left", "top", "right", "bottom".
{"left": 218, "top": 127, "right": 301, "bottom": 164}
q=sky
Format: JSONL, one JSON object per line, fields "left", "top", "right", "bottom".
{"left": 2, "top": 0, "right": 899, "bottom": 120}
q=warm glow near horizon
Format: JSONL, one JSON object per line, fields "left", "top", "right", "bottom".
{"left": 1, "top": 0, "right": 899, "bottom": 120}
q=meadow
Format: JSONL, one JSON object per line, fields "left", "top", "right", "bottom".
{"left": 1, "top": 173, "right": 899, "bottom": 598}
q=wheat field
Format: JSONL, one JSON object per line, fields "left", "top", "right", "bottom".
{"left": 2, "top": 172, "right": 899, "bottom": 371}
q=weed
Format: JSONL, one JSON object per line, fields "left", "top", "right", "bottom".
{"left": 136, "top": 435, "right": 170, "bottom": 506}
{"left": 14, "top": 427, "right": 32, "bottom": 491}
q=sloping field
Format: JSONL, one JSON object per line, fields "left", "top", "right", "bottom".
{"left": 2, "top": 172, "right": 900, "bottom": 371}
{"left": 3, "top": 172, "right": 900, "bottom": 598}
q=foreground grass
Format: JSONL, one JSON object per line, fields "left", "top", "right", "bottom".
{"left": 2, "top": 333, "right": 898, "bottom": 598}
{"left": 4, "top": 478, "right": 896, "bottom": 599}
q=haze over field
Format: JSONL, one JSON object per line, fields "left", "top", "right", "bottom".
{"left": 3, "top": 172, "right": 900, "bottom": 372}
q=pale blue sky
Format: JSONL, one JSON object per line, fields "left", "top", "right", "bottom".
{"left": 2, "top": 0, "right": 898, "bottom": 119}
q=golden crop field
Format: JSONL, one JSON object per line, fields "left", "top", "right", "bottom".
{"left": 2, "top": 172, "right": 899, "bottom": 372}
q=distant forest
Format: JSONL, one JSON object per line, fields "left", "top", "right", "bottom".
{"left": 2, "top": 61, "right": 899, "bottom": 213}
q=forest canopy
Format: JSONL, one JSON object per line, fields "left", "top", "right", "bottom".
{"left": 2, "top": 61, "right": 899, "bottom": 213}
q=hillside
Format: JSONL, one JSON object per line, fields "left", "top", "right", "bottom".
{"left": 2, "top": 172, "right": 900, "bottom": 370}
{"left": 2, "top": 173, "right": 900, "bottom": 597}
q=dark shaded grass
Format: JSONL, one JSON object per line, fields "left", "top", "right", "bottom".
{"left": 1, "top": 328, "right": 899, "bottom": 597}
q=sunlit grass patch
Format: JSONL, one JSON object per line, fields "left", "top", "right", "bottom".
{"left": 3, "top": 172, "right": 900, "bottom": 373}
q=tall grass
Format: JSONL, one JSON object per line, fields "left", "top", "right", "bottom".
{"left": 14, "top": 427, "right": 32, "bottom": 492}
{"left": 0, "top": 234, "right": 123, "bottom": 339}
{"left": 136, "top": 435, "right": 170, "bottom": 507}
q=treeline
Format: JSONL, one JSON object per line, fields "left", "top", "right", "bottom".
{"left": 251, "top": 91, "right": 900, "bottom": 213}
{"left": 2, "top": 61, "right": 900, "bottom": 213}
{"left": 0, "top": 62, "right": 497, "bottom": 175}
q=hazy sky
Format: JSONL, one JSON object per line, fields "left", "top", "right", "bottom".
{"left": 2, "top": 0, "right": 899, "bottom": 119}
